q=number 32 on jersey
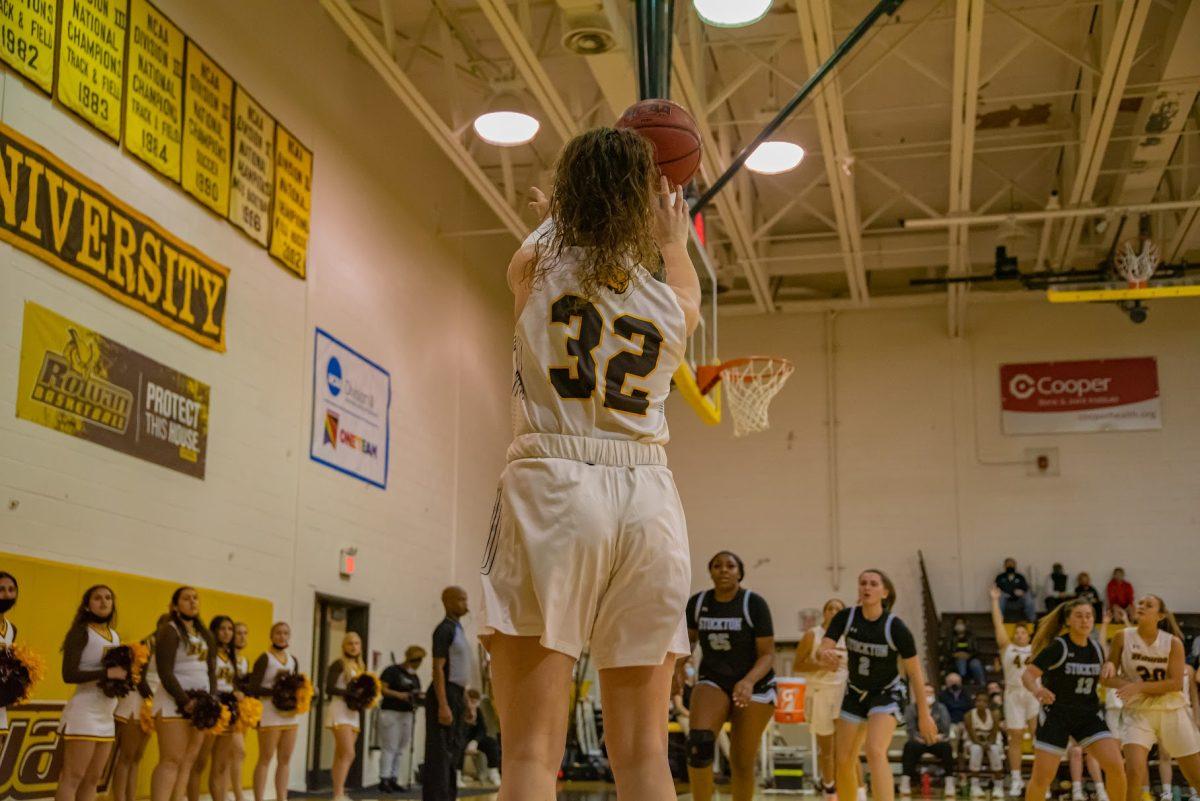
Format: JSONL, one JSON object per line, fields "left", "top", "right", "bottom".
{"left": 548, "top": 294, "right": 663, "bottom": 415}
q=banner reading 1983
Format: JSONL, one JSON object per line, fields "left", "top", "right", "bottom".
{"left": 0, "top": 0, "right": 58, "bottom": 93}
{"left": 181, "top": 39, "right": 233, "bottom": 215}
{"left": 123, "top": 0, "right": 184, "bottom": 181}
{"left": 56, "top": 0, "right": 129, "bottom": 142}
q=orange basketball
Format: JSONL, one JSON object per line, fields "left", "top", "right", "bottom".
{"left": 615, "top": 99, "right": 702, "bottom": 186}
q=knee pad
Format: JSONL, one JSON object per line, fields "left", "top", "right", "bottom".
{"left": 687, "top": 729, "right": 717, "bottom": 768}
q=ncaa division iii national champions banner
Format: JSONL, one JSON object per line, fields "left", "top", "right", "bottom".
{"left": 310, "top": 328, "right": 390, "bottom": 489}
{"left": 15, "top": 302, "right": 211, "bottom": 478}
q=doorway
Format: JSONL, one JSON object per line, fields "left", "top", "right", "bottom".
{"left": 306, "top": 594, "right": 370, "bottom": 792}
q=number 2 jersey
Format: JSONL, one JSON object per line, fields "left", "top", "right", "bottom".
{"left": 824, "top": 606, "right": 917, "bottom": 691}
{"left": 1031, "top": 635, "right": 1104, "bottom": 711}
{"left": 1120, "top": 627, "right": 1187, "bottom": 711}
{"left": 686, "top": 589, "right": 775, "bottom": 694}
{"left": 512, "top": 220, "right": 687, "bottom": 446}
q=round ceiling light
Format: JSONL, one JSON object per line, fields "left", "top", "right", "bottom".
{"left": 745, "top": 141, "right": 805, "bottom": 175}
{"left": 473, "top": 111, "right": 540, "bottom": 147}
{"left": 693, "top": 0, "right": 773, "bottom": 28}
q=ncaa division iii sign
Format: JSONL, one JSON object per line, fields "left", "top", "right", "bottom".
{"left": 310, "top": 329, "right": 390, "bottom": 489}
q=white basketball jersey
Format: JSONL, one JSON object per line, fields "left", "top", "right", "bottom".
{"left": 806, "top": 624, "right": 848, "bottom": 689}
{"left": 1121, "top": 627, "right": 1186, "bottom": 710}
{"left": 512, "top": 220, "right": 687, "bottom": 446}
{"left": 1002, "top": 643, "right": 1033, "bottom": 691}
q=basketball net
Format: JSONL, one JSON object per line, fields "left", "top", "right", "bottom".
{"left": 1114, "top": 238, "right": 1159, "bottom": 288}
{"left": 721, "top": 357, "right": 794, "bottom": 437}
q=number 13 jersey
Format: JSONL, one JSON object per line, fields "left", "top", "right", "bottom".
{"left": 513, "top": 221, "right": 687, "bottom": 445}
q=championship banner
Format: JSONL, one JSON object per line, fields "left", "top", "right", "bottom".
{"left": 56, "top": 0, "right": 129, "bottom": 142}
{"left": 269, "top": 125, "right": 312, "bottom": 278}
{"left": 181, "top": 39, "right": 233, "bottom": 215}
{"left": 228, "top": 86, "right": 274, "bottom": 246}
{"left": 123, "top": 0, "right": 184, "bottom": 181}
{"left": 0, "top": 123, "right": 229, "bottom": 351}
{"left": 0, "top": 551, "right": 272, "bottom": 800}
{"left": 16, "top": 302, "right": 211, "bottom": 478}
{"left": 1000, "top": 358, "right": 1161, "bottom": 435}
{"left": 310, "top": 328, "right": 390, "bottom": 489}
{"left": 0, "top": 0, "right": 58, "bottom": 93}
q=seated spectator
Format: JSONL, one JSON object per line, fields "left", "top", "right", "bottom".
{"left": 1043, "top": 563, "right": 1072, "bottom": 612}
{"left": 461, "top": 688, "right": 500, "bottom": 786}
{"left": 1074, "top": 572, "right": 1103, "bottom": 622}
{"left": 939, "top": 672, "right": 974, "bottom": 729}
{"left": 1105, "top": 568, "right": 1134, "bottom": 616}
{"left": 984, "top": 682, "right": 1004, "bottom": 716}
{"left": 945, "top": 618, "right": 986, "bottom": 686}
{"left": 964, "top": 693, "right": 1004, "bottom": 798}
{"left": 900, "top": 685, "right": 956, "bottom": 797}
{"left": 995, "top": 558, "right": 1035, "bottom": 622}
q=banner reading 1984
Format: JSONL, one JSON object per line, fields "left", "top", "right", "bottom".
{"left": 181, "top": 39, "right": 233, "bottom": 215}
{"left": 123, "top": 0, "right": 184, "bottom": 181}
{"left": 0, "top": 0, "right": 58, "bottom": 93}
{"left": 56, "top": 0, "right": 129, "bottom": 142}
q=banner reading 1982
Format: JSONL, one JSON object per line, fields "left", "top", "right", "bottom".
{"left": 0, "top": 0, "right": 58, "bottom": 93}
{"left": 17, "top": 303, "right": 211, "bottom": 478}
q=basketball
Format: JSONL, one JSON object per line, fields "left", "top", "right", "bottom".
{"left": 615, "top": 99, "right": 702, "bottom": 186}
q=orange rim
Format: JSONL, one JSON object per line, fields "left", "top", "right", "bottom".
{"left": 697, "top": 356, "right": 792, "bottom": 395}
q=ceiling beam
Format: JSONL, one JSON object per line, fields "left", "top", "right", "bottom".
{"left": 946, "top": 0, "right": 984, "bottom": 337}
{"left": 555, "top": 0, "right": 638, "bottom": 118}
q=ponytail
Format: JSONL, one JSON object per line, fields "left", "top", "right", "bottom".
{"left": 1031, "top": 598, "right": 1090, "bottom": 656}
{"left": 1146, "top": 595, "right": 1185, "bottom": 641}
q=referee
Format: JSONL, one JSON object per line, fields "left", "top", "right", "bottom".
{"left": 423, "top": 586, "right": 471, "bottom": 801}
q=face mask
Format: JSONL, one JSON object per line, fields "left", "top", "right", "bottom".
{"left": 954, "top": 624, "right": 965, "bottom": 633}
{"left": 0, "top": 598, "right": 14, "bottom": 613}
{"left": 85, "top": 610, "right": 113, "bottom": 624}
{"left": 1006, "top": 567, "right": 1016, "bottom": 574}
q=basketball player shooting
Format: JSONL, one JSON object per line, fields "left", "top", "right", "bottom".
{"left": 478, "top": 123, "right": 702, "bottom": 801}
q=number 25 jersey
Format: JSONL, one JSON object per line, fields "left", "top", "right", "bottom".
{"left": 512, "top": 221, "right": 687, "bottom": 446}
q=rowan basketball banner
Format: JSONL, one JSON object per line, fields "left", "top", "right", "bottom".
{"left": 0, "top": 123, "right": 230, "bottom": 351}
{"left": 999, "top": 358, "right": 1161, "bottom": 435}
{"left": 0, "top": 0, "right": 58, "bottom": 93}
{"left": 310, "top": 328, "right": 390, "bottom": 489}
{"left": 16, "top": 302, "right": 211, "bottom": 478}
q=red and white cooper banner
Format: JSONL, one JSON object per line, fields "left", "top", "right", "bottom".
{"left": 1000, "top": 358, "right": 1161, "bottom": 434}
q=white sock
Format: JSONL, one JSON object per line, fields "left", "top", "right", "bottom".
{"left": 1074, "top": 782, "right": 1083, "bottom": 792}
{"left": 1012, "top": 771, "right": 1021, "bottom": 780}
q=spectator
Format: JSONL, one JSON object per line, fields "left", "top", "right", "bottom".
{"left": 964, "top": 693, "right": 1004, "bottom": 799}
{"left": 939, "top": 672, "right": 974, "bottom": 727}
{"left": 994, "top": 559, "right": 1035, "bottom": 622}
{"left": 461, "top": 689, "right": 500, "bottom": 787}
{"left": 378, "top": 646, "right": 425, "bottom": 793}
{"left": 984, "top": 682, "right": 1004, "bottom": 716}
{"left": 945, "top": 618, "right": 986, "bottom": 686}
{"left": 1043, "top": 563, "right": 1072, "bottom": 612}
{"left": 900, "top": 685, "right": 956, "bottom": 797}
{"left": 1074, "top": 572, "right": 1103, "bottom": 623}
{"left": 423, "top": 586, "right": 471, "bottom": 801}
{"left": 1105, "top": 568, "right": 1133, "bottom": 616}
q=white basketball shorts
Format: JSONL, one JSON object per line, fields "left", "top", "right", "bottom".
{"left": 479, "top": 433, "right": 691, "bottom": 671}
{"left": 807, "top": 683, "right": 846, "bottom": 737}
{"left": 1004, "top": 687, "right": 1041, "bottom": 727}
{"left": 1120, "top": 706, "right": 1200, "bottom": 757}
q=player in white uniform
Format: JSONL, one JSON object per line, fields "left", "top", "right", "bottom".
{"left": 55, "top": 585, "right": 126, "bottom": 801}
{"left": 479, "top": 128, "right": 701, "bottom": 801}
{"left": 0, "top": 571, "right": 18, "bottom": 734}
{"left": 797, "top": 598, "right": 848, "bottom": 800}
{"left": 326, "top": 632, "right": 365, "bottom": 801}
{"left": 1101, "top": 595, "right": 1200, "bottom": 801}
{"left": 189, "top": 616, "right": 245, "bottom": 801}
{"left": 113, "top": 616, "right": 166, "bottom": 801}
{"left": 990, "top": 586, "right": 1037, "bottom": 796}
{"left": 250, "top": 621, "right": 301, "bottom": 801}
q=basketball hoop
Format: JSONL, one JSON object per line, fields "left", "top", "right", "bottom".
{"left": 697, "top": 356, "right": 793, "bottom": 437}
{"left": 1114, "top": 238, "right": 1160, "bottom": 288}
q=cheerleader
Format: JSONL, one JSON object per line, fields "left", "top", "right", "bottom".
{"left": 249, "top": 621, "right": 300, "bottom": 801}
{"left": 797, "top": 598, "right": 847, "bottom": 801}
{"left": 0, "top": 571, "right": 18, "bottom": 733}
{"left": 681, "top": 552, "right": 777, "bottom": 801}
{"left": 326, "top": 632, "right": 365, "bottom": 801}
{"left": 229, "top": 622, "right": 251, "bottom": 801}
{"left": 55, "top": 585, "right": 126, "bottom": 801}
{"left": 150, "top": 587, "right": 217, "bottom": 801}
{"left": 1020, "top": 599, "right": 1125, "bottom": 801}
{"left": 819, "top": 570, "right": 938, "bottom": 801}
{"left": 989, "top": 586, "right": 1037, "bottom": 796}
{"left": 189, "top": 616, "right": 247, "bottom": 801}
{"left": 1101, "top": 594, "right": 1200, "bottom": 801}
{"left": 112, "top": 614, "right": 167, "bottom": 801}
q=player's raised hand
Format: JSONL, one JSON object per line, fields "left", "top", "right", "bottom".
{"left": 528, "top": 186, "right": 549, "bottom": 220}
{"left": 652, "top": 176, "right": 690, "bottom": 250}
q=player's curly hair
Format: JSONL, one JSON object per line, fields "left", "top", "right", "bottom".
{"left": 530, "top": 127, "right": 661, "bottom": 299}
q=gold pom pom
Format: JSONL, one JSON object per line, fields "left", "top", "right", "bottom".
{"left": 236, "top": 696, "right": 263, "bottom": 733}
{"left": 294, "top": 675, "right": 314, "bottom": 715}
{"left": 139, "top": 697, "right": 155, "bottom": 734}
{"left": 11, "top": 644, "right": 45, "bottom": 704}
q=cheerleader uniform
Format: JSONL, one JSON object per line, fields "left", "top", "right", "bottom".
{"left": 1118, "top": 628, "right": 1200, "bottom": 757}
{"left": 115, "top": 632, "right": 158, "bottom": 722}
{"left": 804, "top": 623, "right": 848, "bottom": 737}
{"left": 823, "top": 605, "right": 918, "bottom": 723}
{"left": 325, "top": 659, "right": 362, "bottom": 731}
{"left": 0, "top": 618, "right": 16, "bottom": 731}
{"left": 253, "top": 650, "right": 300, "bottom": 729}
{"left": 1030, "top": 635, "right": 1110, "bottom": 755}
{"left": 685, "top": 589, "right": 777, "bottom": 704}
{"left": 153, "top": 621, "right": 214, "bottom": 719}
{"left": 60, "top": 624, "right": 122, "bottom": 740}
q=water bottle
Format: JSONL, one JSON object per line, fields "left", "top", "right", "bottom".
{"left": 921, "top": 772, "right": 932, "bottom": 798}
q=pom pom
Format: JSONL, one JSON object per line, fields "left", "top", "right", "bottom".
{"left": 0, "top": 644, "right": 46, "bottom": 707}
{"left": 129, "top": 642, "right": 151, "bottom": 683}
{"left": 184, "top": 690, "right": 229, "bottom": 734}
{"left": 235, "top": 696, "right": 263, "bottom": 733}
{"left": 218, "top": 691, "right": 241, "bottom": 729}
{"left": 271, "top": 672, "right": 313, "bottom": 716}
{"left": 344, "top": 672, "right": 382, "bottom": 712}
{"left": 100, "top": 645, "right": 139, "bottom": 698}
{"left": 139, "top": 697, "right": 155, "bottom": 734}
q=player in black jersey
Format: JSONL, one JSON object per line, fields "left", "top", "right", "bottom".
{"left": 679, "top": 552, "right": 776, "bottom": 801}
{"left": 1021, "top": 598, "right": 1126, "bottom": 801}
{"left": 819, "top": 570, "right": 937, "bottom": 801}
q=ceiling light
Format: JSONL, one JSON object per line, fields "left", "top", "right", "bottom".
{"left": 745, "top": 141, "right": 805, "bottom": 175}
{"left": 473, "top": 110, "right": 540, "bottom": 147}
{"left": 693, "top": 0, "right": 773, "bottom": 28}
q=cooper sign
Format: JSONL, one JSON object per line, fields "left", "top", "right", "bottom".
{"left": 1000, "top": 358, "right": 1160, "bottom": 435}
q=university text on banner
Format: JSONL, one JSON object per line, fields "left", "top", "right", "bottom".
{"left": 310, "top": 329, "right": 390, "bottom": 489}
{"left": 181, "top": 39, "right": 233, "bottom": 215}
{"left": 123, "top": 0, "right": 184, "bottom": 181}
{"left": 999, "top": 358, "right": 1161, "bottom": 435}
{"left": 0, "top": 0, "right": 58, "bottom": 93}
{"left": 16, "top": 302, "right": 211, "bottom": 478}
{"left": 0, "top": 123, "right": 230, "bottom": 350}
{"left": 228, "top": 86, "right": 274, "bottom": 246}
{"left": 269, "top": 125, "right": 311, "bottom": 278}
{"left": 56, "top": 0, "right": 129, "bottom": 142}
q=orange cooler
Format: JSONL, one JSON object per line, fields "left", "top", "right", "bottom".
{"left": 774, "top": 676, "right": 806, "bottom": 723}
